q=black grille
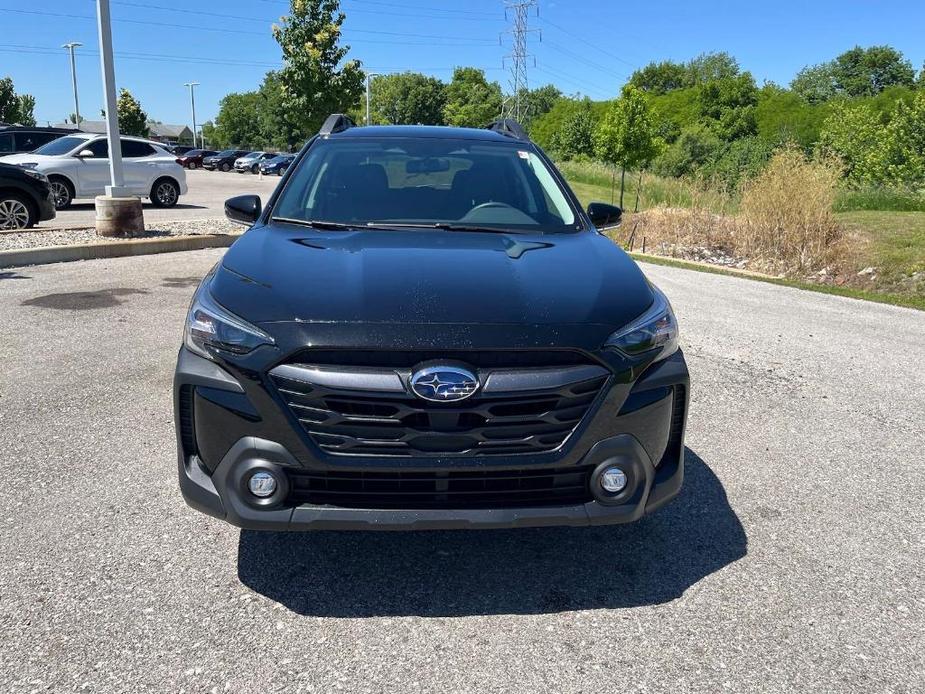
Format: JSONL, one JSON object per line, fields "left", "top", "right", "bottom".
{"left": 178, "top": 385, "right": 197, "bottom": 456}
{"left": 286, "top": 465, "right": 595, "bottom": 509}
{"left": 269, "top": 364, "right": 608, "bottom": 457}
{"left": 659, "top": 384, "right": 687, "bottom": 467}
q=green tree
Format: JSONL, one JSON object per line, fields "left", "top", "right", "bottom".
{"left": 0, "top": 76, "right": 35, "bottom": 125}
{"left": 593, "top": 85, "right": 664, "bottom": 207}
{"left": 628, "top": 60, "right": 689, "bottom": 95}
{"left": 515, "top": 84, "right": 562, "bottom": 128}
{"left": 818, "top": 101, "right": 886, "bottom": 183}
{"left": 200, "top": 121, "right": 218, "bottom": 149}
{"left": 257, "top": 71, "right": 303, "bottom": 150}
{"left": 792, "top": 45, "right": 915, "bottom": 102}
{"left": 273, "top": 0, "right": 364, "bottom": 136}
{"left": 550, "top": 100, "right": 597, "bottom": 159}
{"left": 686, "top": 52, "right": 740, "bottom": 84}
{"left": 443, "top": 67, "right": 502, "bottom": 127}
{"left": 791, "top": 63, "right": 839, "bottom": 104}
{"left": 652, "top": 124, "right": 722, "bottom": 178}
{"left": 213, "top": 91, "right": 262, "bottom": 148}
{"left": 116, "top": 88, "right": 148, "bottom": 137}
{"left": 755, "top": 84, "right": 829, "bottom": 149}
{"left": 697, "top": 73, "right": 759, "bottom": 140}
{"left": 370, "top": 72, "right": 446, "bottom": 125}
{"left": 881, "top": 90, "right": 925, "bottom": 184}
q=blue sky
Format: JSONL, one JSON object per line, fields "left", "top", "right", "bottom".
{"left": 1, "top": 0, "right": 924, "bottom": 128}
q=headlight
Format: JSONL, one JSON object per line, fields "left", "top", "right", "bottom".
{"left": 22, "top": 168, "right": 47, "bottom": 181}
{"left": 604, "top": 286, "right": 679, "bottom": 361}
{"left": 18, "top": 162, "right": 39, "bottom": 170}
{"left": 184, "top": 280, "right": 274, "bottom": 359}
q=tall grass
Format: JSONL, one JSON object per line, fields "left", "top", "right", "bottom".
{"left": 738, "top": 148, "right": 845, "bottom": 274}
{"left": 834, "top": 187, "right": 925, "bottom": 212}
{"left": 556, "top": 160, "right": 735, "bottom": 214}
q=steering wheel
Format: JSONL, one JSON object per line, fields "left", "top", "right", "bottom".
{"left": 468, "top": 201, "right": 516, "bottom": 213}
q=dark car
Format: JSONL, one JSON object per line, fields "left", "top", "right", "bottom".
{"left": 202, "top": 149, "right": 249, "bottom": 172}
{"left": 174, "top": 115, "right": 689, "bottom": 531}
{"left": 259, "top": 153, "right": 295, "bottom": 176}
{"left": 0, "top": 126, "right": 74, "bottom": 155}
{"left": 0, "top": 161, "right": 55, "bottom": 229}
{"left": 177, "top": 149, "right": 217, "bottom": 169}
{"left": 170, "top": 145, "right": 195, "bottom": 156}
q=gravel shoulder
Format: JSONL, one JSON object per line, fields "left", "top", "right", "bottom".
{"left": 0, "top": 250, "right": 922, "bottom": 693}
{"left": 0, "top": 218, "right": 238, "bottom": 250}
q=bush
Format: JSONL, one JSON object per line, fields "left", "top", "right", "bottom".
{"left": 738, "top": 147, "right": 844, "bottom": 273}
{"left": 705, "top": 136, "right": 774, "bottom": 191}
{"left": 652, "top": 125, "right": 722, "bottom": 178}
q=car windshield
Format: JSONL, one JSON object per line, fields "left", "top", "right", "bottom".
{"left": 185, "top": 149, "right": 204, "bottom": 157}
{"left": 272, "top": 137, "right": 578, "bottom": 233}
{"left": 216, "top": 150, "right": 235, "bottom": 156}
{"left": 33, "top": 136, "right": 86, "bottom": 156}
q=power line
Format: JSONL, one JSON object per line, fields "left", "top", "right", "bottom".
{"left": 537, "top": 15, "right": 640, "bottom": 70}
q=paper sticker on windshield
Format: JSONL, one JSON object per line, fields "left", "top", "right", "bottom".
{"left": 518, "top": 150, "right": 529, "bottom": 159}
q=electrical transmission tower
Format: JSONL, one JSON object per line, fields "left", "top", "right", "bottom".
{"left": 501, "top": 0, "right": 540, "bottom": 122}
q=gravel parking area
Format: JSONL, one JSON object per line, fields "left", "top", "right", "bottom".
{"left": 37, "top": 169, "right": 281, "bottom": 230}
{"left": 0, "top": 251, "right": 923, "bottom": 692}
{"left": 0, "top": 218, "right": 238, "bottom": 251}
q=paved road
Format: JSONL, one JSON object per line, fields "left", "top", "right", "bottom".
{"left": 0, "top": 251, "right": 923, "bottom": 692}
{"left": 39, "top": 169, "right": 282, "bottom": 229}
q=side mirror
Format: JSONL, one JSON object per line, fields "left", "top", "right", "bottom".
{"left": 76, "top": 149, "right": 95, "bottom": 158}
{"left": 587, "top": 202, "right": 622, "bottom": 230}
{"left": 225, "top": 194, "right": 261, "bottom": 226}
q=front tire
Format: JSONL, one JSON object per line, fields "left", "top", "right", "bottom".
{"left": 188, "top": 161, "right": 197, "bottom": 170}
{"left": 0, "top": 193, "right": 34, "bottom": 230}
{"left": 48, "top": 176, "right": 73, "bottom": 210}
{"left": 151, "top": 178, "right": 180, "bottom": 208}
{"left": 221, "top": 162, "right": 231, "bottom": 172}
{"left": 251, "top": 163, "right": 259, "bottom": 174}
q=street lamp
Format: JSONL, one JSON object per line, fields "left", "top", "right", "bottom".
{"left": 365, "top": 72, "right": 381, "bottom": 126}
{"left": 184, "top": 82, "right": 200, "bottom": 149}
{"left": 62, "top": 42, "right": 82, "bottom": 127}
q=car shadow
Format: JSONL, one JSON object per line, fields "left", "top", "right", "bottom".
{"left": 236, "top": 448, "right": 746, "bottom": 617}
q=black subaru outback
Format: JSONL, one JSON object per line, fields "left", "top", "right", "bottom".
{"left": 174, "top": 115, "right": 689, "bottom": 531}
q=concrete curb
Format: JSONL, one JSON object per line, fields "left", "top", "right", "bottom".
{"left": 0, "top": 233, "right": 242, "bottom": 269}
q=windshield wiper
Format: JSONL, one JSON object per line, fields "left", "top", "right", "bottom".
{"left": 364, "top": 222, "right": 526, "bottom": 234}
{"left": 273, "top": 218, "right": 358, "bottom": 230}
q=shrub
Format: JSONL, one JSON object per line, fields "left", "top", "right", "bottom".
{"left": 738, "top": 147, "right": 844, "bottom": 273}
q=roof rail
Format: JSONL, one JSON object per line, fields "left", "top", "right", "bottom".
{"left": 485, "top": 118, "right": 530, "bottom": 141}
{"left": 319, "top": 113, "right": 356, "bottom": 136}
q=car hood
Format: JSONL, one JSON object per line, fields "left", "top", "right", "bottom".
{"left": 0, "top": 153, "right": 56, "bottom": 165}
{"left": 210, "top": 223, "right": 654, "bottom": 334}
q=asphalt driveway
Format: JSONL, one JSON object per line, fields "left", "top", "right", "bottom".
{"left": 0, "top": 251, "right": 922, "bottom": 692}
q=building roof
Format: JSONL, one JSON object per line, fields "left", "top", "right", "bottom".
{"left": 50, "top": 121, "right": 193, "bottom": 140}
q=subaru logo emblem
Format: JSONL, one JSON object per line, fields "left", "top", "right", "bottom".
{"left": 410, "top": 365, "right": 479, "bottom": 402}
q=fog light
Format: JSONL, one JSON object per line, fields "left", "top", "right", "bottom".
{"left": 600, "top": 466, "right": 628, "bottom": 493}
{"left": 248, "top": 471, "right": 278, "bottom": 498}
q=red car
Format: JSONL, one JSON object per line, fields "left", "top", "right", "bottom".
{"left": 176, "top": 149, "right": 217, "bottom": 169}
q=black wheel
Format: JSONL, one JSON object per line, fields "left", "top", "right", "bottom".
{"left": 188, "top": 161, "right": 197, "bottom": 170}
{"left": 221, "top": 162, "right": 231, "bottom": 172}
{"left": 151, "top": 178, "right": 180, "bottom": 208}
{"left": 251, "top": 163, "right": 259, "bottom": 174}
{"left": 48, "top": 176, "right": 73, "bottom": 210}
{"left": 0, "top": 193, "right": 34, "bottom": 230}
{"left": 277, "top": 168, "right": 284, "bottom": 176}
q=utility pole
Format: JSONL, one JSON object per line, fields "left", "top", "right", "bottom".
{"left": 62, "top": 42, "right": 82, "bottom": 127}
{"left": 94, "top": 0, "right": 144, "bottom": 237}
{"left": 500, "top": 0, "right": 540, "bottom": 122}
{"left": 184, "top": 82, "right": 200, "bottom": 148}
{"left": 365, "top": 73, "right": 381, "bottom": 125}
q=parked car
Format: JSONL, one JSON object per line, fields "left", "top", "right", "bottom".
{"left": 169, "top": 145, "right": 195, "bottom": 156}
{"left": 0, "top": 125, "right": 75, "bottom": 155}
{"left": 258, "top": 153, "right": 295, "bottom": 176}
{"left": 177, "top": 149, "right": 217, "bottom": 169}
{"left": 234, "top": 151, "right": 276, "bottom": 174}
{"left": 174, "top": 115, "right": 689, "bottom": 532}
{"left": 0, "top": 161, "right": 55, "bottom": 229}
{"left": 203, "top": 150, "right": 250, "bottom": 172}
{"left": 0, "top": 133, "right": 187, "bottom": 209}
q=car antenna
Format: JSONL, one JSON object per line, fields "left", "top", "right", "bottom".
{"left": 319, "top": 114, "right": 356, "bottom": 137}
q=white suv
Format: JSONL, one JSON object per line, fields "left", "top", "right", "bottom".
{"left": 0, "top": 133, "right": 188, "bottom": 210}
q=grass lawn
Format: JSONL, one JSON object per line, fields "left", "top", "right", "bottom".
{"left": 836, "top": 210, "right": 925, "bottom": 279}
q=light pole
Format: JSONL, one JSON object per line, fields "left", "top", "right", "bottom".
{"left": 365, "top": 72, "right": 381, "bottom": 125}
{"left": 62, "top": 42, "right": 82, "bottom": 127}
{"left": 184, "top": 82, "right": 200, "bottom": 148}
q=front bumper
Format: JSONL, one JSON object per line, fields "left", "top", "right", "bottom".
{"left": 174, "top": 347, "right": 689, "bottom": 531}
{"left": 37, "top": 189, "right": 56, "bottom": 221}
